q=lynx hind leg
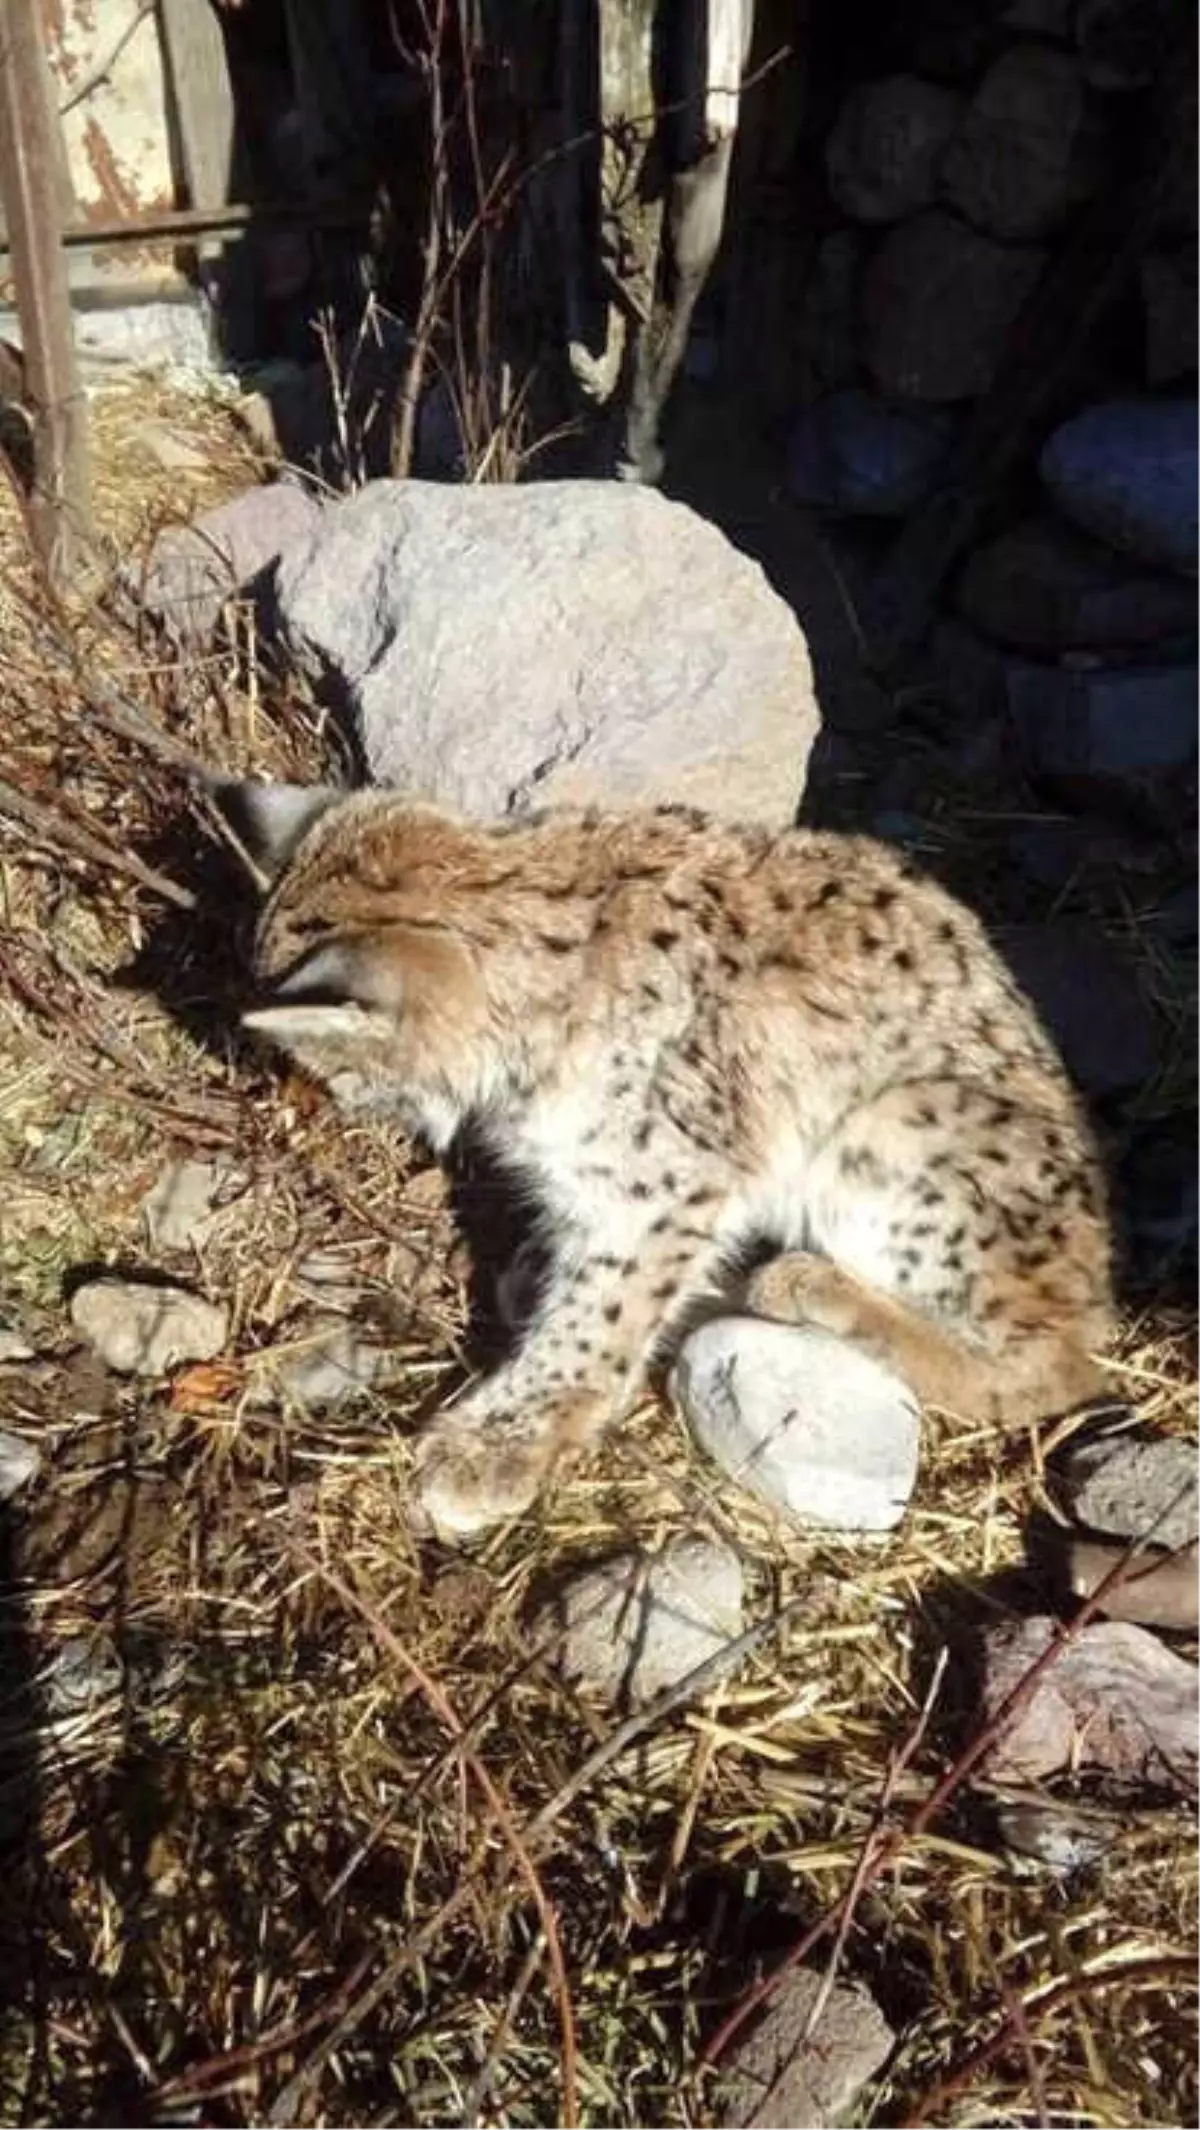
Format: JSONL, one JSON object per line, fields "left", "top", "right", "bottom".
{"left": 749, "top": 1079, "right": 1112, "bottom": 1428}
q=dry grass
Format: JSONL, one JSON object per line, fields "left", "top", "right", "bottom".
{"left": 0, "top": 379, "right": 1195, "bottom": 2129}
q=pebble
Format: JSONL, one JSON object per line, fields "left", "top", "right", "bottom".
{"left": 719, "top": 1965, "right": 895, "bottom": 2129}
{"left": 1069, "top": 1536, "right": 1199, "bottom": 1631}
{"left": 981, "top": 1615, "right": 1198, "bottom": 1797}
{"left": 70, "top": 1277, "right": 228, "bottom": 1376}
{"left": 247, "top": 1316, "right": 381, "bottom": 1410}
{"left": 0, "top": 1431, "right": 39, "bottom": 1501}
{"left": 674, "top": 1318, "right": 919, "bottom": 1533}
{"left": 41, "top": 1637, "right": 124, "bottom": 1719}
{"left": 549, "top": 1537, "right": 745, "bottom": 1708}
{"left": 996, "top": 1802, "right": 1111, "bottom": 1875}
{"left": 1058, "top": 1431, "right": 1198, "bottom": 1550}
{"left": 0, "top": 1329, "right": 34, "bottom": 1365}
{"left": 140, "top": 1157, "right": 235, "bottom": 1253}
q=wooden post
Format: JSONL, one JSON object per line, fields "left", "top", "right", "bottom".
{"left": 0, "top": 0, "right": 92, "bottom": 583}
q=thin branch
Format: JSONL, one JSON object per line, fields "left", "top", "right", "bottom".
{"left": 0, "top": 772, "right": 196, "bottom": 909}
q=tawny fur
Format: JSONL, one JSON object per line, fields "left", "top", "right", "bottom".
{"left": 230, "top": 786, "right": 1113, "bottom": 1539}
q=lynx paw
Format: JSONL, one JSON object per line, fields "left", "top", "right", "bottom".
{"left": 745, "top": 1252, "right": 861, "bottom": 1338}
{"left": 412, "top": 1409, "right": 552, "bottom": 1542}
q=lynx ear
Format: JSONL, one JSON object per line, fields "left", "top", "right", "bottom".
{"left": 208, "top": 779, "right": 346, "bottom": 885}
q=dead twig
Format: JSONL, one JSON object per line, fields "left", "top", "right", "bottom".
{"left": 0, "top": 772, "right": 195, "bottom": 909}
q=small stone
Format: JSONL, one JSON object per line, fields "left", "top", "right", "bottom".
{"left": 142, "top": 481, "right": 324, "bottom": 647}
{"left": 959, "top": 516, "right": 1198, "bottom": 652}
{"left": 248, "top": 1316, "right": 381, "bottom": 1410}
{"left": 140, "top": 1158, "right": 234, "bottom": 1253}
{"left": 996, "top": 1802, "right": 1111, "bottom": 1874}
{"left": 825, "top": 76, "right": 961, "bottom": 224}
{"left": 981, "top": 1615, "right": 1198, "bottom": 1796}
{"left": 70, "top": 1278, "right": 228, "bottom": 1376}
{"left": 785, "top": 390, "right": 957, "bottom": 517}
{"left": 0, "top": 1431, "right": 39, "bottom": 1501}
{"left": 940, "top": 45, "right": 1098, "bottom": 239}
{"left": 549, "top": 1538, "right": 744, "bottom": 1707}
{"left": 1058, "top": 1431, "right": 1198, "bottom": 1550}
{"left": 674, "top": 1319, "right": 919, "bottom": 1533}
{"left": 1039, "top": 399, "right": 1197, "bottom": 575}
{"left": 0, "top": 1329, "right": 34, "bottom": 1364}
{"left": 862, "top": 211, "right": 1046, "bottom": 402}
{"left": 41, "top": 1636, "right": 124, "bottom": 1718}
{"left": 1001, "top": 920, "right": 1159, "bottom": 1095}
{"left": 719, "top": 1965, "right": 895, "bottom": 2129}
{"left": 1069, "top": 1536, "right": 1200, "bottom": 1631}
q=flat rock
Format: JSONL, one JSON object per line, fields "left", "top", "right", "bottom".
{"left": 1001, "top": 919, "right": 1159, "bottom": 1095}
{"left": 142, "top": 481, "right": 324, "bottom": 646}
{"left": 785, "top": 390, "right": 957, "bottom": 517}
{"left": 70, "top": 1278, "right": 228, "bottom": 1376}
{"left": 1059, "top": 1431, "right": 1198, "bottom": 1550}
{"left": 140, "top": 1157, "right": 236, "bottom": 1253}
{"left": 674, "top": 1318, "right": 919, "bottom": 1533}
{"left": 274, "top": 481, "right": 819, "bottom": 826}
{"left": 825, "top": 75, "right": 961, "bottom": 224}
{"left": 1069, "top": 1537, "right": 1199, "bottom": 1631}
{"left": 719, "top": 1965, "right": 895, "bottom": 2129}
{"left": 1039, "top": 399, "right": 1197, "bottom": 575}
{"left": 247, "top": 1316, "right": 381, "bottom": 1410}
{"left": 0, "top": 1431, "right": 39, "bottom": 1501}
{"left": 981, "top": 1615, "right": 1198, "bottom": 1796}
{"left": 940, "top": 45, "right": 1098, "bottom": 238}
{"left": 959, "top": 516, "right": 1198, "bottom": 652}
{"left": 0, "top": 1329, "right": 34, "bottom": 1364}
{"left": 549, "top": 1538, "right": 744, "bottom": 1708}
{"left": 862, "top": 210, "right": 1045, "bottom": 402}
{"left": 1007, "top": 661, "right": 1198, "bottom": 797}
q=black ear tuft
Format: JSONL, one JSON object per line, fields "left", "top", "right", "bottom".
{"left": 207, "top": 780, "right": 345, "bottom": 886}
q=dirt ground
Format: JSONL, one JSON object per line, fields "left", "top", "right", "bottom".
{"left": 0, "top": 375, "right": 1194, "bottom": 2128}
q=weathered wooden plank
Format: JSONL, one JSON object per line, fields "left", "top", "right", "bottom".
{"left": 157, "top": 0, "right": 236, "bottom": 231}
{"left": 0, "top": 0, "right": 92, "bottom": 581}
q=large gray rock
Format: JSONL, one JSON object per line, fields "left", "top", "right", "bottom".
{"left": 940, "top": 45, "right": 1098, "bottom": 239}
{"left": 959, "top": 516, "right": 1198, "bottom": 651}
{"left": 274, "top": 482, "right": 819, "bottom": 825}
{"left": 862, "top": 211, "right": 1045, "bottom": 402}
{"left": 825, "top": 75, "right": 961, "bottom": 224}
{"left": 720, "top": 1966, "right": 895, "bottom": 2129}
{"left": 1039, "top": 399, "right": 1198, "bottom": 574}
{"left": 786, "top": 390, "right": 957, "bottom": 517}
{"left": 548, "top": 1537, "right": 745, "bottom": 1707}
{"left": 674, "top": 1318, "right": 919, "bottom": 1532}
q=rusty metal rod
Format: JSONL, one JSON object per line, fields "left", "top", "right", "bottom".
{"left": 0, "top": 196, "right": 375, "bottom": 255}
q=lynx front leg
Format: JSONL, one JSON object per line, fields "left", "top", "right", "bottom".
{"left": 414, "top": 1208, "right": 730, "bottom": 1541}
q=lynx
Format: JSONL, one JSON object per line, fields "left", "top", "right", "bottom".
{"left": 218, "top": 782, "right": 1113, "bottom": 1540}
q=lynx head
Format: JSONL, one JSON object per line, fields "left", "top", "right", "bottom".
{"left": 213, "top": 780, "right": 495, "bottom": 1145}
